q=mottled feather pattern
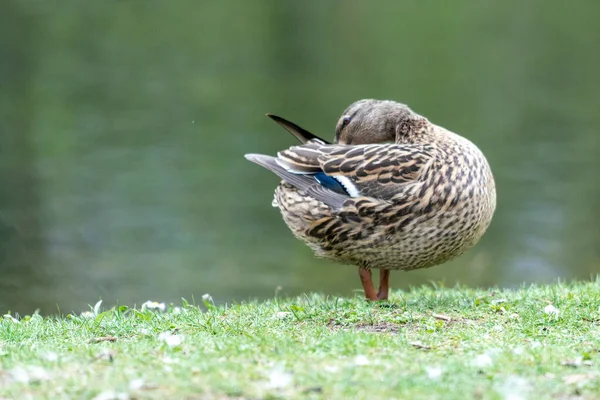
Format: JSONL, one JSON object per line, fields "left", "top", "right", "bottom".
{"left": 279, "top": 144, "right": 433, "bottom": 197}
{"left": 250, "top": 99, "right": 496, "bottom": 275}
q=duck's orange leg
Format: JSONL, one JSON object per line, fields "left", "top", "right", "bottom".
{"left": 359, "top": 267, "right": 378, "bottom": 301}
{"left": 377, "top": 269, "right": 390, "bottom": 300}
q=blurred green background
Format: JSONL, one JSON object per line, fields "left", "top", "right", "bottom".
{"left": 1, "top": 1, "right": 599, "bottom": 314}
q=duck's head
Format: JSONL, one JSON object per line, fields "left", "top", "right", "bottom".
{"left": 334, "top": 99, "right": 428, "bottom": 145}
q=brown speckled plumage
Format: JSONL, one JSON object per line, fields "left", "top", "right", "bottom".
{"left": 246, "top": 99, "right": 496, "bottom": 300}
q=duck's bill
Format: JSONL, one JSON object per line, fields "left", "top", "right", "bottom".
{"left": 266, "top": 113, "right": 330, "bottom": 144}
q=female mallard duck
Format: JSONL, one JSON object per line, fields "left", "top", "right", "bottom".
{"left": 245, "top": 99, "right": 496, "bottom": 301}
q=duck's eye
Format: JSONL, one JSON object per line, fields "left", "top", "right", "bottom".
{"left": 341, "top": 116, "right": 351, "bottom": 127}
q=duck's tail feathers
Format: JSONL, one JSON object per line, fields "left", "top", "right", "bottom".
{"left": 266, "top": 114, "right": 330, "bottom": 144}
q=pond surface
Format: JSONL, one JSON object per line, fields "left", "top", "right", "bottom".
{"left": 1, "top": 1, "right": 599, "bottom": 314}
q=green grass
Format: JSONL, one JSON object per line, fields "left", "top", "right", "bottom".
{"left": 1, "top": 280, "right": 600, "bottom": 399}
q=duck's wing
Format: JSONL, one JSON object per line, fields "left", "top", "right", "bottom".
{"left": 245, "top": 153, "right": 348, "bottom": 209}
{"left": 245, "top": 116, "right": 341, "bottom": 207}
{"left": 266, "top": 114, "right": 330, "bottom": 144}
{"left": 277, "top": 142, "right": 435, "bottom": 201}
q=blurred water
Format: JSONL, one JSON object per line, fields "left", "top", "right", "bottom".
{"left": 1, "top": 1, "right": 599, "bottom": 314}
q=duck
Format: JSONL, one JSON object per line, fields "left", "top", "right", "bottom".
{"left": 245, "top": 99, "right": 496, "bottom": 301}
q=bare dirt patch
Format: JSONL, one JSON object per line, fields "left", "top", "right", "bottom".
{"left": 327, "top": 320, "right": 402, "bottom": 334}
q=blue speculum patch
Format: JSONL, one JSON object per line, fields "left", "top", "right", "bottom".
{"left": 313, "top": 172, "right": 349, "bottom": 195}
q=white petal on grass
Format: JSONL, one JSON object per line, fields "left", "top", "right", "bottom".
{"left": 426, "top": 366, "right": 443, "bottom": 379}
{"left": 158, "top": 332, "right": 184, "bottom": 347}
{"left": 81, "top": 311, "right": 94, "bottom": 319}
{"left": 9, "top": 366, "right": 51, "bottom": 384}
{"left": 3, "top": 314, "right": 19, "bottom": 323}
{"left": 93, "top": 300, "right": 103, "bottom": 315}
{"left": 42, "top": 351, "right": 59, "bottom": 362}
{"left": 274, "top": 311, "right": 292, "bottom": 319}
{"left": 530, "top": 341, "right": 542, "bottom": 349}
{"left": 473, "top": 353, "right": 493, "bottom": 368}
{"left": 544, "top": 304, "right": 559, "bottom": 316}
{"left": 141, "top": 301, "right": 166, "bottom": 312}
{"left": 9, "top": 367, "right": 30, "bottom": 383}
{"left": 266, "top": 368, "right": 293, "bottom": 389}
{"left": 495, "top": 376, "right": 531, "bottom": 400}
{"left": 129, "top": 378, "right": 145, "bottom": 390}
{"left": 162, "top": 356, "right": 176, "bottom": 364}
{"left": 92, "top": 391, "right": 130, "bottom": 400}
{"left": 202, "top": 293, "right": 213, "bottom": 303}
{"left": 353, "top": 355, "right": 370, "bottom": 366}
{"left": 323, "top": 365, "right": 339, "bottom": 373}
{"left": 561, "top": 357, "right": 583, "bottom": 367}
{"left": 27, "top": 366, "right": 51, "bottom": 382}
